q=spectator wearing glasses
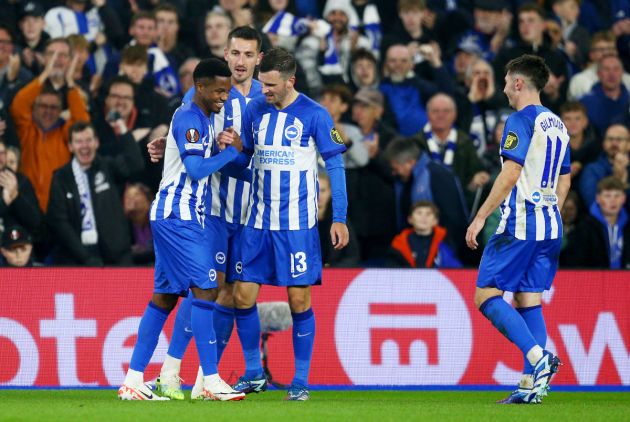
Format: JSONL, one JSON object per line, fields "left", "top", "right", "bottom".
{"left": 10, "top": 44, "right": 89, "bottom": 211}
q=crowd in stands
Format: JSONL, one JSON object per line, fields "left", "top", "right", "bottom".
{"left": 0, "top": 0, "right": 628, "bottom": 269}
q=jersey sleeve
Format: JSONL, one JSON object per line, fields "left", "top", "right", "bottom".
{"left": 182, "top": 86, "right": 195, "bottom": 105}
{"left": 313, "top": 107, "right": 347, "bottom": 160}
{"left": 500, "top": 112, "right": 533, "bottom": 166}
{"left": 172, "top": 110, "right": 207, "bottom": 160}
{"left": 240, "top": 100, "right": 255, "bottom": 157}
{"left": 559, "top": 141, "right": 571, "bottom": 175}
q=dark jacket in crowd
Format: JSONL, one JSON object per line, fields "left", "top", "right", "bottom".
{"left": 46, "top": 135, "right": 144, "bottom": 266}
{"left": 0, "top": 170, "right": 43, "bottom": 240}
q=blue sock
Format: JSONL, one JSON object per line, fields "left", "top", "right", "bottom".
{"left": 191, "top": 299, "right": 218, "bottom": 376}
{"left": 517, "top": 305, "right": 547, "bottom": 374}
{"left": 291, "top": 308, "right": 315, "bottom": 387}
{"left": 166, "top": 293, "right": 193, "bottom": 359}
{"left": 129, "top": 302, "right": 170, "bottom": 372}
{"left": 213, "top": 303, "right": 235, "bottom": 363}
{"left": 235, "top": 305, "right": 263, "bottom": 379}
{"left": 479, "top": 296, "right": 538, "bottom": 357}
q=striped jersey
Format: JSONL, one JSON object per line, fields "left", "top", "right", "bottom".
{"left": 241, "top": 93, "right": 347, "bottom": 231}
{"left": 183, "top": 80, "right": 264, "bottom": 225}
{"left": 149, "top": 101, "right": 214, "bottom": 225}
{"left": 496, "top": 105, "right": 571, "bottom": 240}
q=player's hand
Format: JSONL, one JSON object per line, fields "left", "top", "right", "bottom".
{"left": 330, "top": 222, "right": 349, "bottom": 250}
{"left": 466, "top": 216, "right": 486, "bottom": 250}
{"left": 147, "top": 136, "right": 166, "bottom": 162}
{"left": 219, "top": 127, "right": 243, "bottom": 153}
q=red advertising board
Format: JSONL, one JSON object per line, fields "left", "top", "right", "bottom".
{"left": 1, "top": 269, "right": 628, "bottom": 387}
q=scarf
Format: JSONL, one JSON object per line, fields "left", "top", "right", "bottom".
{"left": 423, "top": 123, "right": 458, "bottom": 168}
{"left": 72, "top": 158, "right": 98, "bottom": 245}
{"left": 319, "top": 28, "right": 344, "bottom": 76}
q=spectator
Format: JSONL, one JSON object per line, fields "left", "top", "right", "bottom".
{"left": 67, "top": 34, "right": 95, "bottom": 96}
{"left": 5, "top": 145, "right": 19, "bottom": 173}
{"left": 92, "top": 76, "right": 163, "bottom": 191}
{"left": 456, "top": 0, "right": 512, "bottom": 63}
{"left": 0, "top": 224, "right": 35, "bottom": 267}
{"left": 155, "top": 3, "right": 194, "bottom": 72}
{"left": 379, "top": 44, "right": 452, "bottom": 136}
{"left": 493, "top": 3, "right": 569, "bottom": 113}
{"left": 10, "top": 49, "right": 89, "bottom": 211}
{"left": 0, "top": 24, "right": 33, "bottom": 106}
{"left": 565, "top": 177, "right": 630, "bottom": 269}
{"left": 559, "top": 190, "right": 581, "bottom": 266}
{"left": 201, "top": 11, "right": 233, "bottom": 61}
{"left": 384, "top": 136, "right": 469, "bottom": 257}
{"left": 415, "top": 93, "right": 490, "bottom": 207}
{"left": 388, "top": 200, "right": 461, "bottom": 268}
{"left": 349, "top": 88, "right": 398, "bottom": 262}
{"left": 550, "top": 0, "right": 590, "bottom": 71}
{"left": 568, "top": 30, "right": 630, "bottom": 101}
{"left": 462, "top": 57, "right": 507, "bottom": 156}
{"left": 380, "top": 0, "right": 436, "bottom": 64}
{"left": 214, "top": 0, "right": 253, "bottom": 28}
{"left": 15, "top": 1, "right": 49, "bottom": 76}
{"left": 317, "top": 171, "right": 360, "bottom": 267}
{"left": 319, "top": 84, "right": 369, "bottom": 169}
{"left": 579, "top": 124, "right": 630, "bottom": 208}
{"left": 349, "top": 48, "right": 379, "bottom": 92}
{"left": 348, "top": 0, "right": 382, "bottom": 58}
{"left": 47, "top": 121, "right": 143, "bottom": 266}
{"left": 0, "top": 139, "right": 43, "bottom": 241}
{"left": 580, "top": 54, "right": 629, "bottom": 137}
{"left": 256, "top": 0, "right": 303, "bottom": 51}
{"left": 452, "top": 36, "right": 483, "bottom": 86}
{"left": 559, "top": 101, "right": 600, "bottom": 184}
{"left": 123, "top": 182, "right": 154, "bottom": 266}
{"left": 178, "top": 57, "right": 201, "bottom": 97}
{"left": 37, "top": 38, "right": 73, "bottom": 103}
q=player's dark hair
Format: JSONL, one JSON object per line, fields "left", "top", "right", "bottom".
{"left": 505, "top": 54, "right": 550, "bottom": 91}
{"left": 320, "top": 84, "right": 353, "bottom": 106}
{"left": 559, "top": 100, "right": 587, "bottom": 117}
{"left": 192, "top": 58, "right": 231, "bottom": 84}
{"left": 68, "top": 121, "right": 96, "bottom": 143}
{"left": 384, "top": 137, "right": 421, "bottom": 163}
{"left": 259, "top": 47, "right": 297, "bottom": 78}
{"left": 597, "top": 176, "right": 628, "bottom": 194}
{"left": 409, "top": 200, "right": 439, "bottom": 219}
{"left": 228, "top": 26, "right": 263, "bottom": 53}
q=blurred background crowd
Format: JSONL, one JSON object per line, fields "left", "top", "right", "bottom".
{"left": 0, "top": 0, "right": 628, "bottom": 269}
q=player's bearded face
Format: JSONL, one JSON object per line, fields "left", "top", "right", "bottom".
{"left": 259, "top": 70, "right": 293, "bottom": 105}
{"left": 225, "top": 38, "right": 261, "bottom": 84}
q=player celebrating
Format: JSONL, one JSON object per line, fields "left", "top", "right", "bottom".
{"left": 465, "top": 54, "right": 571, "bottom": 404}
{"left": 151, "top": 26, "right": 265, "bottom": 401}
{"left": 224, "top": 47, "right": 349, "bottom": 401}
{"left": 118, "top": 58, "right": 245, "bottom": 401}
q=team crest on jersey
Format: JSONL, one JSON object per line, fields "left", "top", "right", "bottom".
{"left": 504, "top": 131, "right": 518, "bottom": 150}
{"left": 209, "top": 269, "right": 217, "bottom": 282}
{"left": 186, "top": 128, "right": 200, "bottom": 143}
{"left": 284, "top": 124, "right": 302, "bottom": 142}
{"left": 216, "top": 252, "right": 226, "bottom": 265}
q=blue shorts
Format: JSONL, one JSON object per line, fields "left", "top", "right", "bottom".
{"left": 152, "top": 218, "right": 217, "bottom": 295}
{"left": 477, "top": 234, "right": 562, "bottom": 293}
{"left": 204, "top": 216, "right": 228, "bottom": 275}
{"left": 240, "top": 226, "right": 322, "bottom": 287}
{"left": 225, "top": 222, "right": 244, "bottom": 283}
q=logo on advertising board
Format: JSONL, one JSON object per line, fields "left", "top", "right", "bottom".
{"left": 334, "top": 270, "right": 473, "bottom": 385}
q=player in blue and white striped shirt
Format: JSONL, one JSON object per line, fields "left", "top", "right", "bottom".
{"left": 226, "top": 48, "right": 350, "bottom": 401}
{"left": 466, "top": 55, "right": 571, "bottom": 405}
{"left": 119, "top": 58, "right": 245, "bottom": 402}
{"left": 153, "top": 27, "right": 266, "bottom": 401}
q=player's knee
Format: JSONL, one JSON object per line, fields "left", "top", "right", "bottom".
{"left": 233, "top": 289, "right": 256, "bottom": 309}
{"left": 216, "top": 285, "right": 235, "bottom": 308}
{"left": 151, "top": 293, "right": 179, "bottom": 312}
{"left": 288, "top": 296, "right": 310, "bottom": 313}
{"left": 192, "top": 288, "right": 218, "bottom": 302}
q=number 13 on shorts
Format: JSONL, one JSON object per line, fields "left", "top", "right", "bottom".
{"left": 290, "top": 252, "right": 307, "bottom": 277}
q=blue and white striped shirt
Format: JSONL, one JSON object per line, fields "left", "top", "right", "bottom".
{"left": 149, "top": 102, "right": 215, "bottom": 225}
{"left": 496, "top": 105, "right": 571, "bottom": 240}
{"left": 241, "top": 94, "right": 347, "bottom": 231}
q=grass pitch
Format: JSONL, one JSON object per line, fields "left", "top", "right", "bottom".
{"left": 1, "top": 390, "right": 628, "bottom": 422}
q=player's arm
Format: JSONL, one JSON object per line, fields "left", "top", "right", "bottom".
{"left": 556, "top": 140, "right": 572, "bottom": 210}
{"left": 183, "top": 147, "right": 240, "bottom": 181}
{"left": 325, "top": 153, "right": 350, "bottom": 250}
{"left": 466, "top": 159, "right": 522, "bottom": 250}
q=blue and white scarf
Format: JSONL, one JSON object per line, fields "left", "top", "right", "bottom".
{"left": 354, "top": 4, "right": 381, "bottom": 57}
{"left": 424, "top": 123, "right": 458, "bottom": 168}
{"left": 262, "top": 11, "right": 309, "bottom": 37}
{"left": 319, "top": 29, "right": 344, "bottom": 76}
{"left": 72, "top": 158, "right": 98, "bottom": 246}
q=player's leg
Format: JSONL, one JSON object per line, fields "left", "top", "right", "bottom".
{"left": 286, "top": 285, "right": 314, "bottom": 401}
{"left": 119, "top": 293, "right": 178, "bottom": 401}
{"left": 514, "top": 292, "right": 545, "bottom": 387}
{"left": 190, "top": 286, "right": 244, "bottom": 401}
{"left": 156, "top": 291, "right": 193, "bottom": 400}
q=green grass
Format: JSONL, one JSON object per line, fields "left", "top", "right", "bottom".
{"left": 1, "top": 390, "right": 629, "bottom": 422}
